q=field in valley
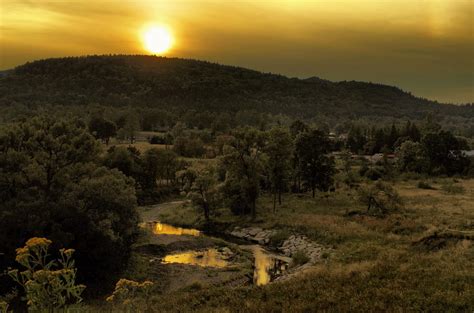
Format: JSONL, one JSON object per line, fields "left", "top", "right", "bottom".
{"left": 95, "top": 178, "right": 474, "bottom": 312}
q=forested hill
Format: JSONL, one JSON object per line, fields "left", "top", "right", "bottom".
{"left": 0, "top": 55, "right": 472, "bottom": 119}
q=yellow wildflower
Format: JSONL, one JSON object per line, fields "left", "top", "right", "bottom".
{"left": 16, "top": 246, "right": 29, "bottom": 255}
{"left": 15, "top": 251, "right": 30, "bottom": 265}
{"left": 63, "top": 248, "right": 75, "bottom": 256}
{"left": 106, "top": 295, "right": 115, "bottom": 302}
{"left": 25, "top": 237, "right": 52, "bottom": 249}
{"left": 141, "top": 281, "right": 154, "bottom": 288}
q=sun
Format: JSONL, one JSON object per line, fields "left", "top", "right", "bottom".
{"left": 142, "top": 25, "right": 173, "bottom": 54}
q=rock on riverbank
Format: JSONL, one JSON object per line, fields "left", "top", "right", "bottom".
{"left": 230, "top": 227, "right": 325, "bottom": 263}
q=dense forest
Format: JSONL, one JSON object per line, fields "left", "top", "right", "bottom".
{"left": 1, "top": 56, "right": 473, "bottom": 129}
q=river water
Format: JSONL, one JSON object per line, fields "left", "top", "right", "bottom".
{"left": 141, "top": 221, "right": 288, "bottom": 285}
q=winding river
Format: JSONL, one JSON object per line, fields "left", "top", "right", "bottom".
{"left": 141, "top": 221, "right": 289, "bottom": 286}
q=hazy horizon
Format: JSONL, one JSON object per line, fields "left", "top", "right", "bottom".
{"left": 1, "top": 0, "right": 473, "bottom": 104}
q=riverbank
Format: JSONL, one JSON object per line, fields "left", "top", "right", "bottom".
{"left": 135, "top": 178, "right": 474, "bottom": 312}
{"left": 88, "top": 178, "right": 473, "bottom": 312}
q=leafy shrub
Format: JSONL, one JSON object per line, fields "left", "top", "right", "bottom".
{"left": 358, "top": 182, "right": 403, "bottom": 215}
{"left": 8, "top": 238, "right": 85, "bottom": 311}
{"left": 106, "top": 279, "right": 154, "bottom": 312}
{"left": 136, "top": 185, "right": 178, "bottom": 205}
{"left": 441, "top": 181, "right": 465, "bottom": 194}
{"left": 417, "top": 181, "right": 435, "bottom": 190}
{"left": 359, "top": 163, "right": 369, "bottom": 177}
{"left": 181, "top": 282, "right": 203, "bottom": 292}
{"left": 269, "top": 230, "right": 290, "bottom": 247}
{"left": 173, "top": 136, "right": 206, "bottom": 157}
{"left": 400, "top": 172, "right": 424, "bottom": 181}
{"left": 149, "top": 135, "right": 165, "bottom": 144}
{"left": 364, "top": 167, "right": 384, "bottom": 180}
{"left": 342, "top": 171, "right": 360, "bottom": 187}
{"left": 291, "top": 250, "right": 310, "bottom": 266}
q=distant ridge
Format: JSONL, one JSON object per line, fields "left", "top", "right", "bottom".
{"left": 0, "top": 55, "right": 472, "bottom": 120}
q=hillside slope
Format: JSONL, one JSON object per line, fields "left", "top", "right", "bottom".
{"left": 0, "top": 55, "right": 472, "bottom": 119}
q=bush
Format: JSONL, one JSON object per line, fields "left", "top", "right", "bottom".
{"left": 358, "top": 181, "right": 403, "bottom": 215}
{"left": 106, "top": 279, "right": 154, "bottom": 312}
{"left": 291, "top": 250, "right": 310, "bottom": 267}
{"left": 417, "top": 181, "right": 435, "bottom": 190}
{"left": 341, "top": 170, "right": 360, "bottom": 187}
{"left": 359, "top": 163, "right": 369, "bottom": 176}
{"left": 269, "top": 230, "right": 290, "bottom": 247}
{"left": 173, "top": 136, "right": 206, "bottom": 157}
{"left": 149, "top": 135, "right": 165, "bottom": 144}
{"left": 400, "top": 172, "right": 425, "bottom": 181}
{"left": 441, "top": 181, "right": 465, "bottom": 194}
{"left": 364, "top": 167, "right": 384, "bottom": 180}
{"left": 136, "top": 185, "right": 178, "bottom": 205}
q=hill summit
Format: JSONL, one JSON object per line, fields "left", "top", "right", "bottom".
{"left": 0, "top": 55, "right": 472, "bottom": 120}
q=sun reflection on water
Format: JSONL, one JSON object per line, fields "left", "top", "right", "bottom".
{"left": 162, "top": 249, "right": 228, "bottom": 268}
{"left": 252, "top": 246, "right": 272, "bottom": 286}
{"left": 141, "top": 221, "right": 201, "bottom": 236}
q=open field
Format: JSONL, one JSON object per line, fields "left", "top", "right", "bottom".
{"left": 108, "top": 142, "right": 170, "bottom": 153}
{"left": 126, "top": 178, "right": 474, "bottom": 312}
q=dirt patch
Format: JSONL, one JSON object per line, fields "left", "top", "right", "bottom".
{"left": 165, "top": 238, "right": 217, "bottom": 252}
{"left": 134, "top": 243, "right": 167, "bottom": 256}
{"left": 139, "top": 200, "right": 188, "bottom": 222}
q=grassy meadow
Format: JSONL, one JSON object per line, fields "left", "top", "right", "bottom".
{"left": 104, "top": 177, "right": 474, "bottom": 312}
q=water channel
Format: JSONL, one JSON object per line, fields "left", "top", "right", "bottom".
{"left": 141, "top": 221, "right": 289, "bottom": 285}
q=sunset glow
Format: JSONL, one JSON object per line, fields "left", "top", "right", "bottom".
{"left": 142, "top": 25, "right": 173, "bottom": 54}
{"left": 1, "top": 0, "right": 473, "bottom": 103}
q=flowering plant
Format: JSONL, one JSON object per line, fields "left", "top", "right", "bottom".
{"left": 8, "top": 237, "right": 85, "bottom": 311}
{"left": 106, "top": 278, "right": 154, "bottom": 312}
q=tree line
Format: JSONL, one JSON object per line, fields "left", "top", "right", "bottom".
{"left": 2, "top": 55, "right": 473, "bottom": 136}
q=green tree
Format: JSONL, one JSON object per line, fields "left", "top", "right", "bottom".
{"left": 185, "top": 164, "right": 219, "bottom": 221}
{"left": 289, "top": 120, "right": 309, "bottom": 192}
{"left": 347, "top": 125, "right": 366, "bottom": 153}
{"left": 295, "top": 129, "right": 336, "bottom": 197}
{"left": 422, "top": 131, "right": 470, "bottom": 175}
{"left": 88, "top": 116, "right": 117, "bottom": 145}
{"left": 403, "top": 120, "right": 421, "bottom": 142}
{"left": 141, "top": 148, "right": 162, "bottom": 189}
{"left": 155, "top": 149, "right": 179, "bottom": 186}
{"left": 386, "top": 123, "right": 399, "bottom": 150}
{"left": 103, "top": 146, "right": 142, "bottom": 179}
{"left": 123, "top": 112, "right": 140, "bottom": 144}
{"left": 211, "top": 113, "right": 233, "bottom": 134}
{"left": 396, "top": 140, "right": 428, "bottom": 173}
{"left": 173, "top": 136, "right": 206, "bottom": 157}
{"left": 220, "top": 127, "right": 266, "bottom": 217}
{"left": 422, "top": 113, "right": 442, "bottom": 135}
{"left": 358, "top": 181, "right": 403, "bottom": 215}
{"left": 171, "top": 121, "right": 187, "bottom": 139}
{"left": 0, "top": 117, "right": 139, "bottom": 292}
{"left": 289, "top": 120, "right": 309, "bottom": 139}
{"left": 265, "top": 127, "right": 293, "bottom": 212}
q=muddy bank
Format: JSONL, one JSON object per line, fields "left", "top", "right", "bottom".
{"left": 135, "top": 201, "right": 329, "bottom": 292}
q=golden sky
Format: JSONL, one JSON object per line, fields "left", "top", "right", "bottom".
{"left": 1, "top": 0, "right": 473, "bottom": 103}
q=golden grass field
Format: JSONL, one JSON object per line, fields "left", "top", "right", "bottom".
{"left": 141, "top": 178, "right": 474, "bottom": 312}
